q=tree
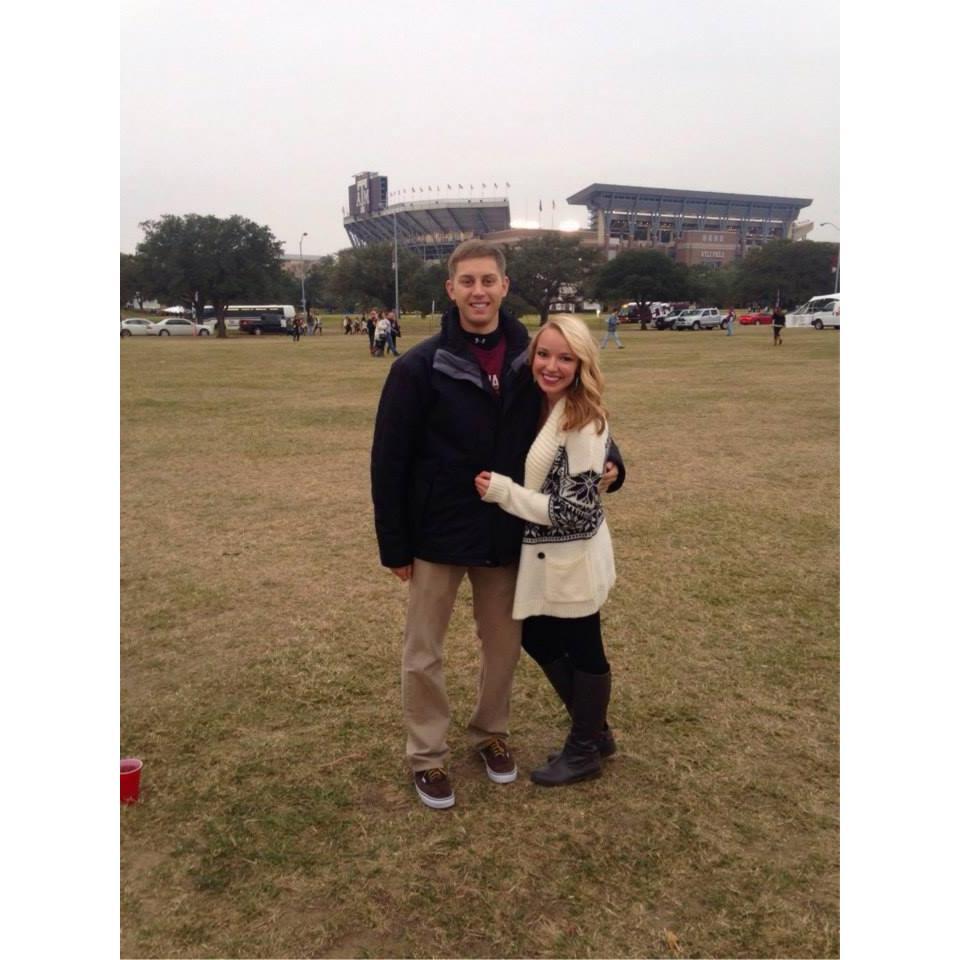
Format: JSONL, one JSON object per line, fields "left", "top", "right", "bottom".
{"left": 506, "top": 235, "right": 603, "bottom": 325}
{"left": 686, "top": 263, "right": 737, "bottom": 310}
{"left": 733, "top": 240, "right": 838, "bottom": 308}
{"left": 332, "top": 243, "right": 423, "bottom": 313}
{"left": 120, "top": 253, "right": 145, "bottom": 309}
{"left": 592, "top": 249, "right": 687, "bottom": 329}
{"left": 136, "top": 214, "right": 285, "bottom": 337}
{"left": 407, "top": 260, "right": 449, "bottom": 317}
{"left": 304, "top": 255, "right": 343, "bottom": 312}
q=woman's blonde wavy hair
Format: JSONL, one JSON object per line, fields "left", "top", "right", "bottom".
{"left": 529, "top": 315, "right": 607, "bottom": 434}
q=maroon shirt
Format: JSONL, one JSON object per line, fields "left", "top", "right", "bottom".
{"left": 466, "top": 334, "right": 507, "bottom": 396}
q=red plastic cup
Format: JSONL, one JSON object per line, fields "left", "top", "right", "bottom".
{"left": 120, "top": 758, "right": 143, "bottom": 804}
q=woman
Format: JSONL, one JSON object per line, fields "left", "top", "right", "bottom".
{"left": 772, "top": 304, "right": 786, "bottom": 345}
{"left": 475, "top": 315, "right": 617, "bottom": 786}
{"left": 374, "top": 311, "right": 391, "bottom": 357}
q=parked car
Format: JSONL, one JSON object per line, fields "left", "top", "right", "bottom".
{"left": 674, "top": 307, "right": 723, "bottom": 330}
{"left": 120, "top": 317, "right": 157, "bottom": 337}
{"left": 152, "top": 316, "right": 214, "bottom": 336}
{"left": 656, "top": 309, "right": 683, "bottom": 330}
{"left": 786, "top": 294, "right": 840, "bottom": 329}
{"left": 238, "top": 315, "right": 292, "bottom": 335}
{"left": 617, "top": 301, "right": 673, "bottom": 325}
{"left": 738, "top": 311, "right": 773, "bottom": 325}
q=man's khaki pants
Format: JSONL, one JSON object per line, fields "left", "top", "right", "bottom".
{"left": 402, "top": 558, "right": 522, "bottom": 772}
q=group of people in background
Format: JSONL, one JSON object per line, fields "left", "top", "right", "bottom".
{"left": 291, "top": 314, "right": 322, "bottom": 340}
{"left": 341, "top": 316, "right": 366, "bottom": 335}
{"left": 343, "top": 309, "right": 402, "bottom": 357}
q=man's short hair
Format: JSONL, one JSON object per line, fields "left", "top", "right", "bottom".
{"left": 447, "top": 239, "right": 507, "bottom": 278}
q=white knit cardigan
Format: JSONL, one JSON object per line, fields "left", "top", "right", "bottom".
{"left": 482, "top": 397, "right": 616, "bottom": 619}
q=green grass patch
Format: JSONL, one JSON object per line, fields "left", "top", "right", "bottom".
{"left": 121, "top": 321, "right": 838, "bottom": 958}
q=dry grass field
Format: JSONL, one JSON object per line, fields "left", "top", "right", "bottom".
{"left": 120, "top": 316, "right": 839, "bottom": 959}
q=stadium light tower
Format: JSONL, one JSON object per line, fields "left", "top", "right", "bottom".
{"left": 820, "top": 222, "right": 839, "bottom": 293}
{"left": 299, "top": 232, "right": 308, "bottom": 315}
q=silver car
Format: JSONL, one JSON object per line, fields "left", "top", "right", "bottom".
{"left": 151, "top": 317, "right": 214, "bottom": 336}
{"left": 674, "top": 307, "right": 723, "bottom": 330}
{"left": 120, "top": 317, "right": 157, "bottom": 337}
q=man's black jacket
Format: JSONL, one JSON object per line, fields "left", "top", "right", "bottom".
{"left": 370, "top": 307, "right": 625, "bottom": 569}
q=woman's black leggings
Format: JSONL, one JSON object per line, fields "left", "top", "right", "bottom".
{"left": 521, "top": 612, "right": 609, "bottom": 675}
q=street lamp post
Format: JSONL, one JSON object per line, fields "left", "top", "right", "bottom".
{"left": 393, "top": 213, "right": 400, "bottom": 321}
{"left": 820, "top": 222, "right": 840, "bottom": 293}
{"left": 299, "top": 232, "right": 308, "bottom": 317}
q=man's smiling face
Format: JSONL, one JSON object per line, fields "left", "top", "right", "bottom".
{"left": 446, "top": 256, "right": 510, "bottom": 334}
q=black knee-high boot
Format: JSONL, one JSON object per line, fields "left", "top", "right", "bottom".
{"left": 531, "top": 669, "right": 611, "bottom": 786}
{"left": 539, "top": 658, "right": 617, "bottom": 759}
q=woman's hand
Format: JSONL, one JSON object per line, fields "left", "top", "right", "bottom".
{"left": 475, "top": 471, "right": 492, "bottom": 497}
{"left": 598, "top": 460, "right": 619, "bottom": 494}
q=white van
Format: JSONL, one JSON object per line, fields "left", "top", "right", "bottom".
{"left": 787, "top": 294, "right": 840, "bottom": 329}
{"left": 617, "top": 301, "right": 673, "bottom": 324}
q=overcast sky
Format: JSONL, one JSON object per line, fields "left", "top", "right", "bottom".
{"left": 119, "top": 0, "right": 840, "bottom": 257}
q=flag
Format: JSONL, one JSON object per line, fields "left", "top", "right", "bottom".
{"left": 493, "top": 182, "right": 498, "bottom": 189}
{"left": 505, "top": 181, "right": 511, "bottom": 188}
{"left": 539, "top": 200, "right": 542, "bottom": 212}
{"left": 428, "top": 185, "right": 432, "bottom": 191}
{"left": 482, "top": 183, "right": 486, "bottom": 189}
{"left": 458, "top": 183, "right": 463, "bottom": 189}
{"left": 447, "top": 184, "right": 451, "bottom": 190}
{"left": 552, "top": 200, "right": 556, "bottom": 209}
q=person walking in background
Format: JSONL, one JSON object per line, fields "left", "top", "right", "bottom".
{"left": 365, "top": 310, "right": 377, "bottom": 355}
{"left": 772, "top": 304, "right": 786, "bottom": 345}
{"left": 292, "top": 315, "right": 302, "bottom": 342}
{"left": 383, "top": 309, "right": 400, "bottom": 356}
{"left": 724, "top": 308, "right": 736, "bottom": 336}
{"left": 388, "top": 309, "right": 402, "bottom": 355}
{"left": 374, "top": 312, "right": 392, "bottom": 357}
{"left": 476, "top": 315, "right": 618, "bottom": 787}
{"left": 598, "top": 309, "right": 624, "bottom": 350}
{"left": 371, "top": 240, "right": 625, "bottom": 810}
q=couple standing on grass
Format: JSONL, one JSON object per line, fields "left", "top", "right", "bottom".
{"left": 371, "top": 239, "right": 625, "bottom": 810}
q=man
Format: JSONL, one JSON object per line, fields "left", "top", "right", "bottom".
{"left": 724, "top": 308, "right": 736, "bottom": 336}
{"left": 599, "top": 309, "right": 624, "bottom": 350}
{"left": 371, "top": 240, "right": 624, "bottom": 809}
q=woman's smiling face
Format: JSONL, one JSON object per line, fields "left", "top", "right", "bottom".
{"left": 532, "top": 327, "right": 578, "bottom": 401}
